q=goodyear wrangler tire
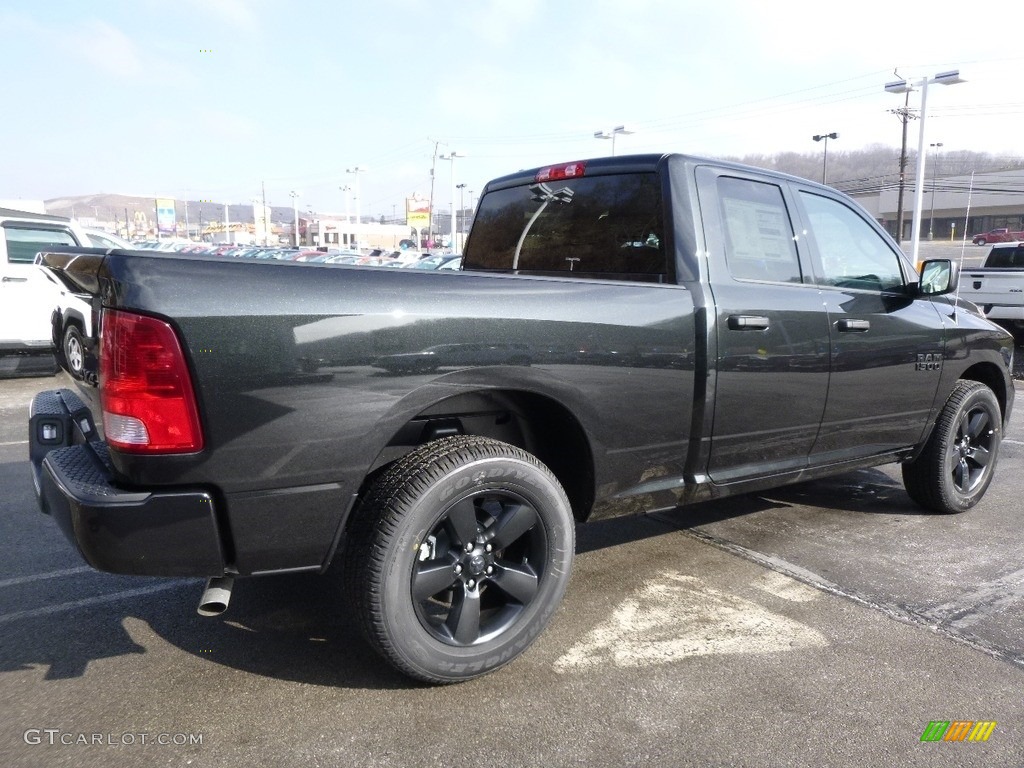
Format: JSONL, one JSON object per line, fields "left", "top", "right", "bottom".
{"left": 344, "top": 436, "right": 575, "bottom": 684}
{"left": 902, "top": 380, "right": 1002, "bottom": 514}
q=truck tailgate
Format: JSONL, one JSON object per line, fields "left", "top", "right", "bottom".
{"left": 962, "top": 269, "right": 1024, "bottom": 315}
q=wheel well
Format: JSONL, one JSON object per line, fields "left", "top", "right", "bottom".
{"left": 959, "top": 363, "right": 1010, "bottom": 422}
{"left": 366, "top": 390, "right": 595, "bottom": 522}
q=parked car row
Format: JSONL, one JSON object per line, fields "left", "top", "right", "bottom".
{"left": 128, "top": 241, "right": 464, "bottom": 270}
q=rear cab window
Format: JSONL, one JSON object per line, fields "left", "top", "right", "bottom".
{"left": 463, "top": 172, "right": 667, "bottom": 281}
{"left": 985, "top": 245, "right": 1024, "bottom": 268}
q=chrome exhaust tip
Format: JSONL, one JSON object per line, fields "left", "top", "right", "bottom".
{"left": 197, "top": 575, "right": 234, "bottom": 617}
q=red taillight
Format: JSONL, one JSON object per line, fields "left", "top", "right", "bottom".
{"left": 99, "top": 309, "right": 204, "bottom": 453}
{"left": 535, "top": 161, "right": 586, "bottom": 182}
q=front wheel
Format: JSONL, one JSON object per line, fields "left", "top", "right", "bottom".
{"left": 902, "top": 380, "right": 1002, "bottom": 513}
{"left": 344, "top": 436, "right": 575, "bottom": 683}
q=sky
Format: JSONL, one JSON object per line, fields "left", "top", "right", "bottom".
{"left": 2, "top": 0, "right": 1022, "bottom": 220}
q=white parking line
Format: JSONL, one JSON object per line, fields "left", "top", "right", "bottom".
{"left": 0, "top": 579, "right": 195, "bottom": 625}
{"left": 0, "top": 440, "right": 29, "bottom": 446}
{"left": 0, "top": 566, "right": 93, "bottom": 589}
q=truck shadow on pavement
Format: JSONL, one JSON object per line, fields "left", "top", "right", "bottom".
{"left": 0, "top": 469, "right": 928, "bottom": 690}
{"left": 0, "top": 573, "right": 415, "bottom": 690}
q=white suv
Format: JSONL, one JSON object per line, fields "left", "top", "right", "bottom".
{"left": 0, "top": 208, "right": 89, "bottom": 376}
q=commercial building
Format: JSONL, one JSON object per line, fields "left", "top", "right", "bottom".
{"left": 849, "top": 168, "right": 1024, "bottom": 242}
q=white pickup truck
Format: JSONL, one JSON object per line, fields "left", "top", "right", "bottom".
{"left": 0, "top": 208, "right": 91, "bottom": 377}
{"left": 961, "top": 242, "right": 1024, "bottom": 339}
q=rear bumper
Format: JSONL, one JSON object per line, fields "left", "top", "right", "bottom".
{"left": 29, "top": 388, "right": 226, "bottom": 576}
{"left": 981, "top": 305, "right": 1024, "bottom": 322}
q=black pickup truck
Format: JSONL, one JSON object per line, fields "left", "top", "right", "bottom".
{"left": 29, "top": 154, "right": 1014, "bottom": 683}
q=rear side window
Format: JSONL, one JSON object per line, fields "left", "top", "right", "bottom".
{"left": 4, "top": 225, "right": 77, "bottom": 264}
{"left": 463, "top": 173, "right": 665, "bottom": 279}
{"left": 800, "top": 192, "right": 904, "bottom": 291}
{"left": 985, "top": 245, "right": 1024, "bottom": 268}
{"left": 717, "top": 176, "right": 802, "bottom": 283}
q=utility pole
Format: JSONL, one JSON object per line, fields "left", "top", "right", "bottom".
{"left": 889, "top": 88, "right": 916, "bottom": 244}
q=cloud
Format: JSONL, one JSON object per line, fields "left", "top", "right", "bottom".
{"left": 75, "top": 21, "right": 146, "bottom": 79}
{"left": 178, "top": 0, "right": 261, "bottom": 34}
{"left": 462, "top": 0, "right": 542, "bottom": 47}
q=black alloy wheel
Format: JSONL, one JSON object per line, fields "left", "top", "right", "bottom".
{"left": 902, "top": 380, "right": 1002, "bottom": 513}
{"left": 344, "top": 436, "right": 575, "bottom": 684}
{"left": 412, "top": 488, "right": 547, "bottom": 647}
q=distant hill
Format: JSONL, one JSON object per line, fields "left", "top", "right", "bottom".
{"left": 44, "top": 194, "right": 296, "bottom": 232}
{"left": 724, "top": 145, "right": 1024, "bottom": 194}
{"left": 44, "top": 147, "right": 1024, "bottom": 231}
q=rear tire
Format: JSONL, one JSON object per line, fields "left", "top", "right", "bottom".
{"left": 344, "top": 436, "right": 574, "bottom": 683}
{"left": 902, "top": 381, "right": 1002, "bottom": 513}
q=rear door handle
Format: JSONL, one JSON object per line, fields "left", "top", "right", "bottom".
{"left": 837, "top": 318, "right": 870, "bottom": 332}
{"left": 2, "top": 276, "right": 28, "bottom": 283}
{"left": 727, "top": 315, "right": 770, "bottom": 331}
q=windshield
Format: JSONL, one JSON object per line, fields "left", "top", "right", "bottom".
{"left": 463, "top": 172, "right": 665, "bottom": 279}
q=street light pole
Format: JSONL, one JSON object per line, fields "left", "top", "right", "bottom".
{"left": 594, "top": 125, "right": 634, "bottom": 156}
{"left": 251, "top": 197, "right": 262, "bottom": 245}
{"left": 456, "top": 183, "right": 467, "bottom": 244}
{"left": 346, "top": 167, "right": 366, "bottom": 250}
{"left": 346, "top": 167, "right": 365, "bottom": 222}
{"left": 261, "top": 180, "right": 268, "bottom": 246}
{"left": 289, "top": 190, "right": 299, "bottom": 248}
{"left": 811, "top": 132, "right": 838, "bottom": 185}
{"left": 440, "top": 152, "right": 463, "bottom": 252}
{"left": 928, "top": 142, "right": 943, "bottom": 240}
{"left": 885, "top": 70, "right": 965, "bottom": 267}
{"left": 339, "top": 184, "right": 352, "bottom": 235}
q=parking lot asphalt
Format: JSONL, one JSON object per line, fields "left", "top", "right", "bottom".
{"left": 2, "top": 374, "right": 1023, "bottom": 768}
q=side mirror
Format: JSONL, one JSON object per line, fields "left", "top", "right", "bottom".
{"left": 918, "top": 259, "right": 959, "bottom": 296}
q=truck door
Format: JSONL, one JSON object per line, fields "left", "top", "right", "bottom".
{"left": 697, "top": 169, "right": 831, "bottom": 483}
{"left": 795, "top": 188, "right": 944, "bottom": 462}
{"left": 0, "top": 222, "right": 79, "bottom": 349}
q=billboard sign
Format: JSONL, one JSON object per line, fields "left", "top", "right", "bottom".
{"left": 406, "top": 196, "right": 430, "bottom": 229}
{"left": 156, "top": 199, "right": 176, "bottom": 236}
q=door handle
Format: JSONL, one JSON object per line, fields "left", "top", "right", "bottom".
{"left": 727, "top": 315, "right": 770, "bottom": 331}
{"left": 2, "top": 276, "right": 28, "bottom": 283}
{"left": 837, "top": 318, "right": 870, "bottom": 332}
